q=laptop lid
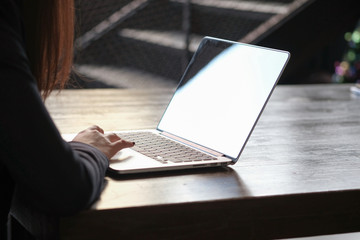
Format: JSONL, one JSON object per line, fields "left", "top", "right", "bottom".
{"left": 157, "top": 37, "right": 290, "bottom": 162}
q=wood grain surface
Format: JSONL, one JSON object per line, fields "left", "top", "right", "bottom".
{"left": 12, "top": 84, "right": 360, "bottom": 240}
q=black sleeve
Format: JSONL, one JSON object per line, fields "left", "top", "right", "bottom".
{"left": 0, "top": 0, "right": 109, "bottom": 215}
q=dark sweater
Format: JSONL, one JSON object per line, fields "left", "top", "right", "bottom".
{"left": 0, "top": 0, "right": 109, "bottom": 238}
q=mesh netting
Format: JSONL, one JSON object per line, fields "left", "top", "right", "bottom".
{"left": 73, "top": 0, "right": 296, "bottom": 88}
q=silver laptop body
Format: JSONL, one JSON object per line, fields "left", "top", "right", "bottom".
{"left": 108, "top": 36, "right": 290, "bottom": 174}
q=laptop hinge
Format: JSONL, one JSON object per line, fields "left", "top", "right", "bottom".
{"left": 161, "top": 132, "right": 225, "bottom": 157}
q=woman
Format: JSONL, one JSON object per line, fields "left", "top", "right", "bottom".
{"left": 0, "top": 0, "right": 134, "bottom": 238}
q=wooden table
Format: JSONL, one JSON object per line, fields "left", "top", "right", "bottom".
{"left": 10, "top": 84, "right": 360, "bottom": 240}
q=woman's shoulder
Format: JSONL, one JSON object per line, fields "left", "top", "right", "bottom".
{"left": 0, "top": 0, "right": 24, "bottom": 35}
{"left": 0, "top": 0, "right": 36, "bottom": 91}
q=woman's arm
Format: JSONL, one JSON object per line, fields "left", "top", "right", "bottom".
{"left": 0, "top": 0, "right": 123, "bottom": 215}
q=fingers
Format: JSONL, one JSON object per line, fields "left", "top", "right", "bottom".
{"left": 76, "top": 126, "right": 135, "bottom": 158}
{"left": 104, "top": 133, "right": 134, "bottom": 158}
{"left": 89, "top": 125, "right": 104, "bottom": 134}
{"left": 103, "top": 132, "right": 135, "bottom": 152}
{"left": 104, "top": 133, "right": 135, "bottom": 150}
{"left": 112, "top": 139, "right": 135, "bottom": 150}
{"left": 105, "top": 133, "right": 121, "bottom": 142}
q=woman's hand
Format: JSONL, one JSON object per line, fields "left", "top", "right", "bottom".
{"left": 72, "top": 125, "right": 135, "bottom": 159}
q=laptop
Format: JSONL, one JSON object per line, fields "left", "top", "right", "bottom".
{"left": 88, "top": 37, "right": 289, "bottom": 174}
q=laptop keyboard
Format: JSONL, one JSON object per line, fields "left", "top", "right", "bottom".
{"left": 117, "top": 132, "right": 217, "bottom": 164}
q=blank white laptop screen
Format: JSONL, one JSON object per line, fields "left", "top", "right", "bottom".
{"left": 157, "top": 37, "right": 290, "bottom": 159}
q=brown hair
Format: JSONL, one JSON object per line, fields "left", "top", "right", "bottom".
{"left": 23, "top": 0, "right": 75, "bottom": 99}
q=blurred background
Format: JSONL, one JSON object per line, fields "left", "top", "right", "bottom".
{"left": 71, "top": 0, "right": 360, "bottom": 89}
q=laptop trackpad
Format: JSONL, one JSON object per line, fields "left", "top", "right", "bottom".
{"left": 110, "top": 148, "right": 162, "bottom": 171}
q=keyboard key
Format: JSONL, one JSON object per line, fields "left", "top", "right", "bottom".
{"left": 117, "top": 132, "right": 216, "bottom": 163}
